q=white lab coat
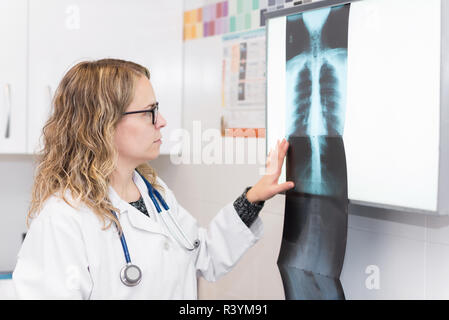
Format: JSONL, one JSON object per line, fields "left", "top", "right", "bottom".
{"left": 12, "top": 170, "right": 263, "bottom": 299}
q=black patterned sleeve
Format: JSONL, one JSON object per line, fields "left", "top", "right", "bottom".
{"left": 233, "top": 186, "right": 265, "bottom": 228}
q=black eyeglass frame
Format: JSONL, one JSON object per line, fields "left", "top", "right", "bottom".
{"left": 122, "top": 102, "right": 159, "bottom": 125}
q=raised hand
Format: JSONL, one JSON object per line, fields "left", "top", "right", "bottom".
{"left": 246, "top": 138, "right": 295, "bottom": 203}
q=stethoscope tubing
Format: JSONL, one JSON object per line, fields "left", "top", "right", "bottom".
{"left": 110, "top": 210, "right": 132, "bottom": 264}
{"left": 111, "top": 172, "right": 200, "bottom": 287}
{"left": 113, "top": 173, "right": 199, "bottom": 262}
{"left": 142, "top": 174, "right": 197, "bottom": 251}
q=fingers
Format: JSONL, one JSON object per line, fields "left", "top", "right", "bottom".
{"left": 266, "top": 138, "right": 290, "bottom": 175}
{"left": 275, "top": 181, "right": 295, "bottom": 194}
{"left": 276, "top": 138, "right": 289, "bottom": 172}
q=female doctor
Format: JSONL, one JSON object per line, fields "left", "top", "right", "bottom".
{"left": 12, "top": 59, "right": 294, "bottom": 299}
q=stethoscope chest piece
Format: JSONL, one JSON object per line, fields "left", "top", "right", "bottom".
{"left": 120, "top": 263, "right": 142, "bottom": 287}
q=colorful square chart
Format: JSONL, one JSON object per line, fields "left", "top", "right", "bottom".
{"left": 183, "top": 0, "right": 268, "bottom": 41}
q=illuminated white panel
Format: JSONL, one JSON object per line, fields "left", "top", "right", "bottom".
{"left": 267, "top": 15, "right": 287, "bottom": 183}
{"left": 266, "top": 0, "right": 445, "bottom": 213}
{"left": 344, "top": 0, "right": 441, "bottom": 212}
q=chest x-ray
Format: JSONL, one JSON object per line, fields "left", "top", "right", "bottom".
{"left": 286, "top": 7, "right": 347, "bottom": 138}
{"left": 285, "top": 5, "right": 349, "bottom": 197}
{"left": 279, "top": 4, "right": 350, "bottom": 300}
{"left": 266, "top": 0, "right": 447, "bottom": 300}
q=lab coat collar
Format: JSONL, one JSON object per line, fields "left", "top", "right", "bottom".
{"left": 108, "top": 170, "right": 168, "bottom": 238}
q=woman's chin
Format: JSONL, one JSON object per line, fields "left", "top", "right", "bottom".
{"left": 147, "top": 149, "right": 160, "bottom": 161}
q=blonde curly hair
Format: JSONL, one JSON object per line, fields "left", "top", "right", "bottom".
{"left": 28, "top": 58, "right": 164, "bottom": 232}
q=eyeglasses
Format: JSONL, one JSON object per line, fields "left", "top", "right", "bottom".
{"left": 122, "top": 102, "right": 159, "bottom": 125}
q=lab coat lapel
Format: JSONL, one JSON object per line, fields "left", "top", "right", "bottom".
{"left": 126, "top": 205, "right": 168, "bottom": 237}
{"left": 108, "top": 172, "right": 168, "bottom": 238}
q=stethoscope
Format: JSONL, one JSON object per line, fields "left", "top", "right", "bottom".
{"left": 111, "top": 172, "right": 200, "bottom": 287}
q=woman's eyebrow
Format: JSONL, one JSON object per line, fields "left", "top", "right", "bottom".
{"left": 144, "top": 102, "right": 157, "bottom": 109}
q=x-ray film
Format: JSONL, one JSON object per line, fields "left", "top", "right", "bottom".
{"left": 280, "top": 4, "right": 350, "bottom": 300}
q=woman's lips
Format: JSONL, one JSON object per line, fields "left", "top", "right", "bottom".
{"left": 154, "top": 138, "right": 162, "bottom": 143}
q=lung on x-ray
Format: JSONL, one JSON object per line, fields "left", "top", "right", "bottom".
{"left": 266, "top": 0, "right": 449, "bottom": 215}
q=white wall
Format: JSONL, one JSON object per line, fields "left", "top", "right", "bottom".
{"left": 0, "top": 155, "right": 36, "bottom": 271}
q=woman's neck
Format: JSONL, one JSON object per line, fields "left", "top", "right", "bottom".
{"left": 110, "top": 165, "right": 141, "bottom": 202}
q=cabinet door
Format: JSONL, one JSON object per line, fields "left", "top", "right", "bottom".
{"left": 28, "top": 0, "right": 183, "bottom": 155}
{"left": 0, "top": 0, "right": 27, "bottom": 154}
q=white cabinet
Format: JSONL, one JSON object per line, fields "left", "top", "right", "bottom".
{"left": 0, "top": 0, "right": 27, "bottom": 154}
{"left": 27, "top": 0, "right": 183, "bottom": 155}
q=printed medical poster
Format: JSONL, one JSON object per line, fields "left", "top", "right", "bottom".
{"left": 222, "top": 29, "right": 266, "bottom": 137}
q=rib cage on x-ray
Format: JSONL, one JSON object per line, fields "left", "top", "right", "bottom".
{"left": 287, "top": 52, "right": 347, "bottom": 138}
{"left": 277, "top": 5, "right": 350, "bottom": 300}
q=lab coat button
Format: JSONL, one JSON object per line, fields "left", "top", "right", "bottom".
{"left": 164, "top": 242, "right": 170, "bottom": 250}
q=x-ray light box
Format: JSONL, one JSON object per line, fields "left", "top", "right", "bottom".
{"left": 266, "top": 0, "right": 449, "bottom": 215}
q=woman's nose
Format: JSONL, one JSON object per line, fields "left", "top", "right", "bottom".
{"left": 156, "top": 112, "right": 167, "bottom": 129}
